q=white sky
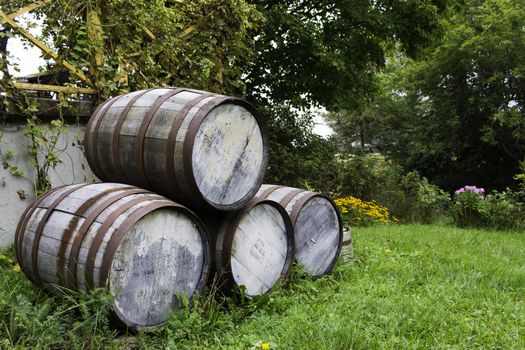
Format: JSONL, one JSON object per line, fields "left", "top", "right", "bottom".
{"left": 7, "top": 37, "right": 46, "bottom": 76}
{"left": 6, "top": 14, "right": 47, "bottom": 76}
{"left": 313, "top": 115, "right": 334, "bottom": 138}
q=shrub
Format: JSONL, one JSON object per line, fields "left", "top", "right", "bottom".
{"left": 338, "top": 155, "right": 449, "bottom": 224}
{"left": 450, "top": 187, "right": 486, "bottom": 228}
{"left": 338, "top": 154, "right": 403, "bottom": 203}
{"left": 334, "top": 196, "right": 397, "bottom": 226}
{"left": 451, "top": 185, "right": 525, "bottom": 230}
{"left": 482, "top": 191, "right": 523, "bottom": 230}
{"left": 263, "top": 105, "right": 342, "bottom": 195}
{"left": 396, "top": 171, "right": 450, "bottom": 223}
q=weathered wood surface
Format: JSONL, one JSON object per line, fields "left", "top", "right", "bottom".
{"left": 209, "top": 199, "right": 294, "bottom": 297}
{"left": 84, "top": 88, "right": 268, "bottom": 210}
{"left": 256, "top": 185, "right": 343, "bottom": 277}
{"left": 15, "top": 183, "right": 211, "bottom": 330}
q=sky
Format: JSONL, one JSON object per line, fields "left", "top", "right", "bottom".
{"left": 6, "top": 14, "right": 46, "bottom": 77}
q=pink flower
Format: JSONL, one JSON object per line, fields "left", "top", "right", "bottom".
{"left": 454, "top": 185, "right": 485, "bottom": 199}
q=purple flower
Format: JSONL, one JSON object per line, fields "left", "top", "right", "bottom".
{"left": 454, "top": 185, "right": 486, "bottom": 199}
{"left": 454, "top": 188, "right": 465, "bottom": 196}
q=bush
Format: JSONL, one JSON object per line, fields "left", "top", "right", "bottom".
{"left": 263, "top": 104, "right": 342, "bottom": 195}
{"left": 450, "top": 187, "right": 485, "bottom": 228}
{"left": 338, "top": 155, "right": 449, "bottom": 224}
{"left": 396, "top": 171, "right": 450, "bottom": 223}
{"left": 338, "top": 154, "right": 403, "bottom": 203}
{"left": 450, "top": 186, "right": 525, "bottom": 230}
{"left": 334, "top": 196, "right": 397, "bottom": 227}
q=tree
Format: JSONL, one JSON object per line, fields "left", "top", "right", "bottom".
{"left": 370, "top": 0, "right": 525, "bottom": 191}
{"left": 245, "top": 0, "right": 447, "bottom": 110}
{"left": 262, "top": 104, "right": 342, "bottom": 194}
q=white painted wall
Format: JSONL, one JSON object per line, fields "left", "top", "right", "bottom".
{"left": 0, "top": 122, "right": 97, "bottom": 251}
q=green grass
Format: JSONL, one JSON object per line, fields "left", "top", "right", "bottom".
{"left": 1, "top": 225, "right": 525, "bottom": 349}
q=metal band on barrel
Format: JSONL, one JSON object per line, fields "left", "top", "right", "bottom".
{"left": 15, "top": 186, "right": 64, "bottom": 277}
{"left": 136, "top": 88, "right": 185, "bottom": 188}
{"left": 84, "top": 193, "right": 159, "bottom": 289}
{"left": 98, "top": 200, "right": 180, "bottom": 286}
{"left": 31, "top": 184, "right": 90, "bottom": 285}
{"left": 111, "top": 89, "right": 154, "bottom": 182}
{"left": 90, "top": 96, "right": 123, "bottom": 180}
{"left": 165, "top": 93, "right": 211, "bottom": 200}
{"left": 64, "top": 187, "right": 144, "bottom": 289}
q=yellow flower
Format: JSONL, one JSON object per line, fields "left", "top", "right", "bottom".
{"left": 13, "top": 263, "right": 21, "bottom": 273}
{"left": 261, "top": 343, "right": 271, "bottom": 350}
{"left": 334, "top": 195, "right": 397, "bottom": 224}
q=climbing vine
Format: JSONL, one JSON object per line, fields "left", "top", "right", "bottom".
{"left": 1, "top": 0, "right": 263, "bottom": 197}
{"left": 36, "top": 0, "right": 263, "bottom": 99}
{"left": 24, "top": 117, "right": 67, "bottom": 195}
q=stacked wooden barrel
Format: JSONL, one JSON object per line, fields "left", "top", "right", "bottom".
{"left": 84, "top": 88, "right": 268, "bottom": 210}
{"left": 14, "top": 87, "right": 344, "bottom": 330}
{"left": 15, "top": 183, "right": 210, "bottom": 330}
{"left": 255, "top": 185, "right": 343, "bottom": 277}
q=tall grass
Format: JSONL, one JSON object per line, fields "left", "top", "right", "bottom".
{"left": 1, "top": 225, "right": 524, "bottom": 349}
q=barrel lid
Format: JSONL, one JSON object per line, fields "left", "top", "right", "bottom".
{"left": 108, "top": 205, "right": 210, "bottom": 330}
{"left": 220, "top": 199, "right": 294, "bottom": 297}
{"left": 185, "top": 97, "right": 269, "bottom": 211}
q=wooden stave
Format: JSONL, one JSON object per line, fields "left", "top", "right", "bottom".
{"left": 83, "top": 88, "right": 269, "bottom": 211}
{"left": 256, "top": 185, "right": 344, "bottom": 277}
{"left": 15, "top": 183, "right": 212, "bottom": 330}
{"left": 210, "top": 198, "right": 295, "bottom": 297}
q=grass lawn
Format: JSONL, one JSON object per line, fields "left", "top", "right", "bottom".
{"left": 1, "top": 224, "right": 524, "bottom": 349}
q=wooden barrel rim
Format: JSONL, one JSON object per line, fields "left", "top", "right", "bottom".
{"left": 108, "top": 204, "right": 211, "bottom": 330}
{"left": 165, "top": 93, "right": 211, "bottom": 197}
{"left": 111, "top": 89, "right": 154, "bottom": 182}
{"left": 183, "top": 97, "right": 269, "bottom": 210}
{"left": 57, "top": 186, "right": 134, "bottom": 286}
{"left": 89, "top": 96, "right": 123, "bottom": 180}
{"left": 136, "top": 88, "right": 185, "bottom": 188}
{"left": 31, "top": 184, "right": 91, "bottom": 285}
{"left": 65, "top": 187, "right": 148, "bottom": 289}
{"left": 99, "top": 201, "right": 210, "bottom": 288}
{"left": 289, "top": 193, "right": 344, "bottom": 276}
{"left": 220, "top": 199, "right": 295, "bottom": 294}
{"left": 84, "top": 194, "right": 161, "bottom": 289}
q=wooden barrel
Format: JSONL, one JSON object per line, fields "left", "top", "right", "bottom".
{"left": 14, "top": 183, "right": 211, "bottom": 330}
{"left": 84, "top": 88, "right": 268, "bottom": 211}
{"left": 255, "top": 185, "right": 343, "bottom": 277}
{"left": 207, "top": 199, "right": 294, "bottom": 297}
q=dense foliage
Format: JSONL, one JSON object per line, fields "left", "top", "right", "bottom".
{"left": 451, "top": 185, "right": 525, "bottom": 231}
{"left": 262, "top": 105, "right": 341, "bottom": 195}
{"left": 332, "top": 0, "right": 525, "bottom": 191}
{"left": 245, "top": 0, "right": 447, "bottom": 110}
{"left": 1, "top": 0, "right": 263, "bottom": 100}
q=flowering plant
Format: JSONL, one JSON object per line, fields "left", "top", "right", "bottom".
{"left": 451, "top": 185, "right": 485, "bottom": 227}
{"left": 334, "top": 196, "right": 397, "bottom": 226}
{"left": 451, "top": 185, "right": 525, "bottom": 230}
{"left": 454, "top": 185, "right": 485, "bottom": 199}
